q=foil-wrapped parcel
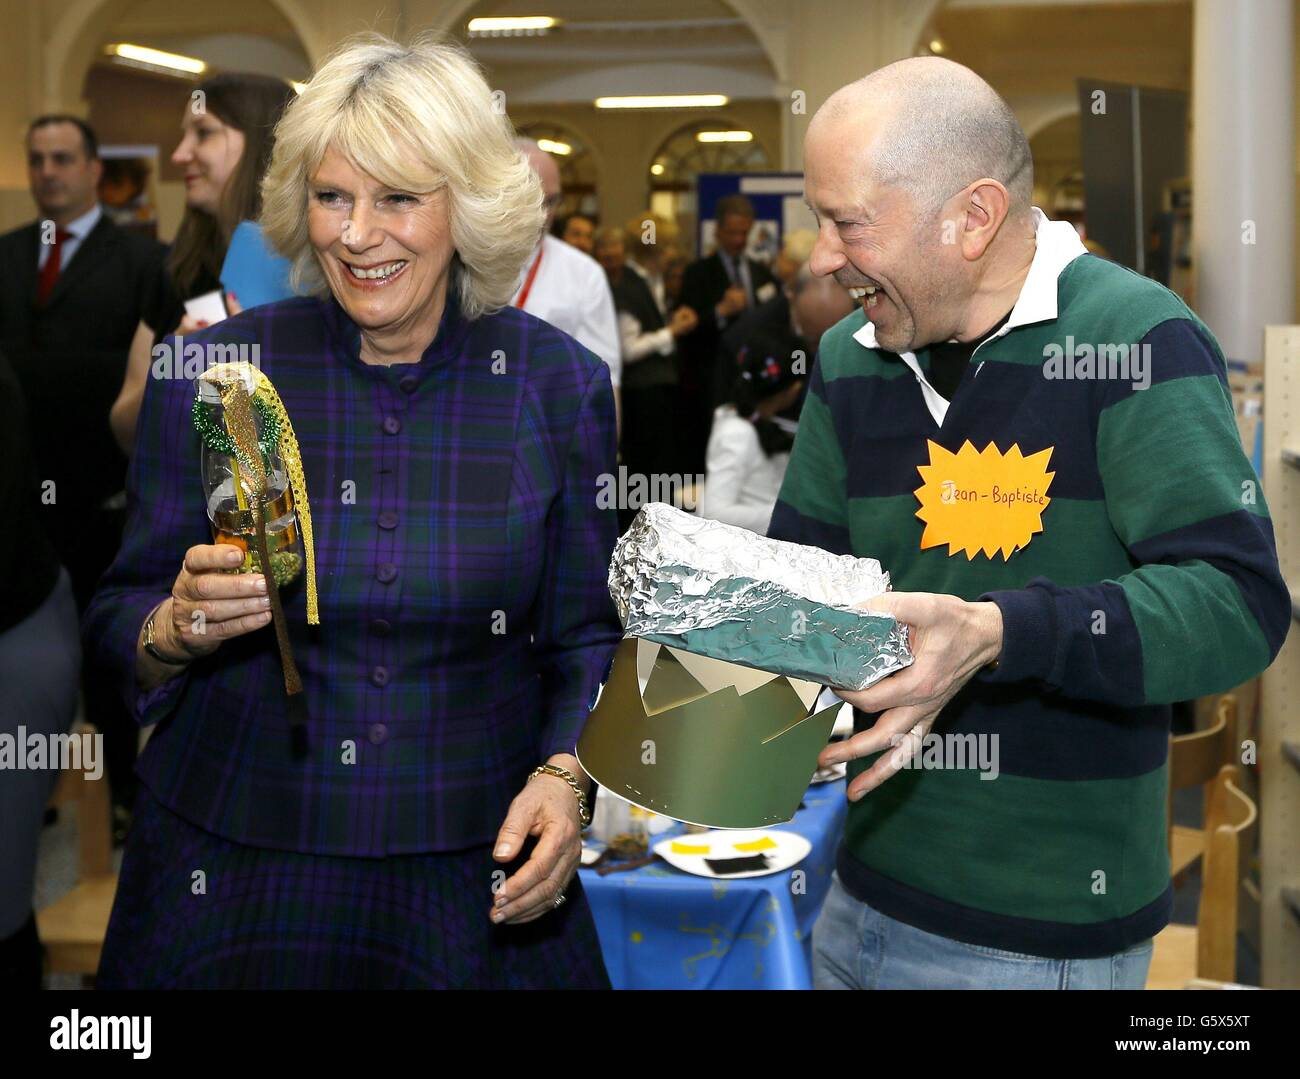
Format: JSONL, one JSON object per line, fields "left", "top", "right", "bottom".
{"left": 610, "top": 502, "right": 912, "bottom": 690}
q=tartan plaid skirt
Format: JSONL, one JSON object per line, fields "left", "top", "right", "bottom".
{"left": 97, "top": 787, "right": 610, "bottom": 989}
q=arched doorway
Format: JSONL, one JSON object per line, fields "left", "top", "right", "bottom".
{"left": 450, "top": 0, "right": 782, "bottom": 245}
{"left": 517, "top": 121, "right": 601, "bottom": 222}
{"left": 46, "top": 0, "right": 321, "bottom": 114}
{"left": 1028, "top": 113, "right": 1083, "bottom": 229}
{"left": 53, "top": 0, "right": 314, "bottom": 241}
{"left": 647, "top": 119, "right": 773, "bottom": 251}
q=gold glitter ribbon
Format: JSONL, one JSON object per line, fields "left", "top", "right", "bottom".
{"left": 199, "top": 363, "right": 319, "bottom": 625}
{"left": 213, "top": 376, "right": 308, "bottom": 754}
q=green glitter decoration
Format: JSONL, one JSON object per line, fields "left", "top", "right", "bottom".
{"left": 221, "top": 548, "right": 302, "bottom": 587}
{"left": 192, "top": 394, "right": 282, "bottom": 467}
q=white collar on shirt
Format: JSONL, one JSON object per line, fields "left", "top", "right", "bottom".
{"left": 851, "top": 206, "right": 1086, "bottom": 425}
{"left": 59, "top": 201, "right": 102, "bottom": 241}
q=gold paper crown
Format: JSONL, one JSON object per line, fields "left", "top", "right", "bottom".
{"left": 197, "top": 362, "right": 319, "bottom": 624}
{"left": 576, "top": 638, "right": 841, "bottom": 829}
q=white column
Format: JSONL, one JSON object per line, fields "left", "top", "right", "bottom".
{"left": 1192, "top": 0, "right": 1295, "bottom": 362}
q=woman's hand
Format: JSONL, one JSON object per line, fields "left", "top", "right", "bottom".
{"left": 489, "top": 755, "right": 587, "bottom": 925}
{"left": 176, "top": 293, "right": 239, "bottom": 335}
{"left": 176, "top": 312, "right": 211, "bottom": 335}
{"left": 152, "top": 543, "right": 273, "bottom": 661}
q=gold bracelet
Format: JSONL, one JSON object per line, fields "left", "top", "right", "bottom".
{"left": 529, "top": 763, "right": 591, "bottom": 828}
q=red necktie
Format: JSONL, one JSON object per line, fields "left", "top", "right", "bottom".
{"left": 37, "top": 228, "right": 72, "bottom": 306}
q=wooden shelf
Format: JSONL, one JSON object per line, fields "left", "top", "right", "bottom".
{"left": 1262, "top": 326, "right": 1300, "bottom": 988}
{"left": 1283, "top": 741, "right": 1300, "bottom": 776}
{"left": 1284, "top": 888, "right": 1300, "bottom": 926}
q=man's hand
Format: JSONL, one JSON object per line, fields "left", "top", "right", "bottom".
{"left": 715, "top": 285, "right": 747, "bottom": 319}
{"left": 669, "top": 305, "right": 699, "bottom": 337}
{"left": 822, "top": 592, "right": 1003, "bottom": 800}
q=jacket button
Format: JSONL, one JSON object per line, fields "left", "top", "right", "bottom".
{"left": 370, "top": 666, "right": 389, "bottom": 687}
{"left": 383, "top": 416, "right": 401, "bottom": 435}
{"left": 367, "top": 722, "right": 388, "bottom": 745}
{"left": 376, "top": 562, "right": 397, "bottom": 583}
{"left": 377, "top": 511, "right": 399, "bottom": 530}
{"left": 370, "top": 618, "right": 391, "bottom": 637}
{"left": 398, "top": 375, "right": 418, "bottom": 394}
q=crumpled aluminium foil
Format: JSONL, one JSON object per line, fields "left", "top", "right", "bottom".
{"left": 610, "top": 503, "right": 913, "bottom": 691}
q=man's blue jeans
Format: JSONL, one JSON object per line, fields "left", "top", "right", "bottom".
{"left": 813, "top": 872, "right": 1154, "bottom": 989}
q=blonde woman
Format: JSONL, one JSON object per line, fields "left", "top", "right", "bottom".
{"left": 85, "top": 34, "right": 620, "bottom": 989}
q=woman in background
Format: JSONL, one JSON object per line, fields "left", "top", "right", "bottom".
{"left": 0, "top": 352, "right": 80, "bottom": 988}
{"left": 698, "top": 327, "right": 805, "bottom": 534}
{"left": 110, "top": 74, "right": 294, "bottom": 454}
{"left": 595, "top": 225, "right": 698, "bottom": 530}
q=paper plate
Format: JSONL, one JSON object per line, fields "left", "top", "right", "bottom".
{"left": 579, "top": 845, "right": 604, "bottom": 867}
{"left": 810, "top": 761, "right": 847, "bottom": 784}
{"left": 652, "top": 829, "right": 811, "bottom": 879}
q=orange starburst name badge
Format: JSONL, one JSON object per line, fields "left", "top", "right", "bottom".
{"left": 914, "top": 440, "right": 1054, "bottom": 560}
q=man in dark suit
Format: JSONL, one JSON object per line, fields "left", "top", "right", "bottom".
{"left": 0, "top": 115, "right": 166, "bottom": 835}
{"left": 716, "top": 227, "right": 820, "bottom": 389}
{"left": 676, "top": 194, "right": 777, "bottom": 475}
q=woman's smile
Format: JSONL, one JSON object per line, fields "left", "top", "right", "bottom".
{"left": 338, "top": 257, "right": 410, "bottom": 289}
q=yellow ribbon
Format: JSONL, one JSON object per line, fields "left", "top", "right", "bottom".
{"left": 199, "top": 363, "right": 320, "bottom": 624}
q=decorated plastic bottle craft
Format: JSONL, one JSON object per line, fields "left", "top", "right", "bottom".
{"left": 192, "top": 361, "right": 320, "bottom": 755}
{"left": 192, "top": 363, "right": 319, "bottom": 622}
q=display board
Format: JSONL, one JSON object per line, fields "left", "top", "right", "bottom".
{"left": 695, "top": 172, "right": 814, "bottom": 262}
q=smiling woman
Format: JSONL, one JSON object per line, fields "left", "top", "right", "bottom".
{"left": 260, "top": 34, "right": 543, "bottom": 322}
{"left": 305, "top": 151, "right": 456, "bottom": 364}
{"left": 84, "top": 32, "right": 621, "bottom": 990}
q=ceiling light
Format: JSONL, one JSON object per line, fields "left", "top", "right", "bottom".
{"left": 467, "top": 16, "right": 558, "bottom": 37}
{"left": 696, "top": 130, "right": 753, "bottom": 143}
{"left": 596, "top": 94, "right": 728, "bottom": 109}
{"left": 536, "top": 138, "right": 572, "bottom": 155}
{"left": 105, "top": 43, "right": 206, "bottom": 76}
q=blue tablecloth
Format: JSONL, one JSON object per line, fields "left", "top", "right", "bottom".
{"left": 579, "top": 779, "right": 847, "bottom": 989}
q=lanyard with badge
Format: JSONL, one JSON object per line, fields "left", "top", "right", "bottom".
{"left": 514, "top": 246, "right": 544, "bottom": 309}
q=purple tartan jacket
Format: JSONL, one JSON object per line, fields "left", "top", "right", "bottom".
{"left": 83, "top": 287, "right": 623, "bottom": 855}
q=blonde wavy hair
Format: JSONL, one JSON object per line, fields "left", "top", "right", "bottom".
{"left": 260, "top": 33, "right": 544, "bottom": 319}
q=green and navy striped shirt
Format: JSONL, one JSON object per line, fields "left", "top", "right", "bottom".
{"left": 768, "top": 210, "right": 1290, "bottom": 958}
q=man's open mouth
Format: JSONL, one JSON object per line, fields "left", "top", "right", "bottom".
{"left": 847, "top": 283, "right": 880, "bottom": 308}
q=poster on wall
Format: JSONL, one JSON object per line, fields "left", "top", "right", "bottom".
{"left": 696, "top": 173, "right": 814, "bottom": 263}
{"left": 98, "top": 144, "right": 159, "bottom": 241}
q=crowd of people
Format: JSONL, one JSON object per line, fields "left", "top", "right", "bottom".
{"left": 1, "top": 80, "right": 298, "bottom": 985}
{"left": 515, "top": 149, "right": 856, "bottom": 529}
{"left": 2, "top": 27, "right": 1284, "bottom": 994}
{"left": 0, "top": 32, "right": 851, "bottom": 989}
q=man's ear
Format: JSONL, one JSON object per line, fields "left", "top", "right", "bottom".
{"left": 957, "top": 179, "right": 1011, "bottom": 262}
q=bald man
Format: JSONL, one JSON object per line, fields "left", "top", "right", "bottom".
{"left": 768, "top": 58, "right": 1288, "bottom": 989}
{"left": 511, "top": 139, "right": 621, "bottom": 397}
{"left": 789, "top": 270, "right": 856, "bottom": 352}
